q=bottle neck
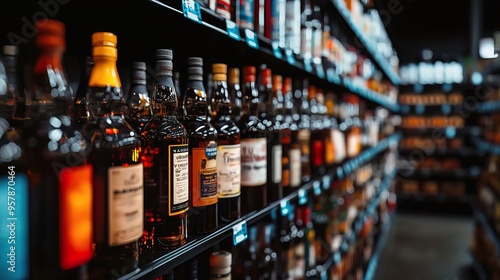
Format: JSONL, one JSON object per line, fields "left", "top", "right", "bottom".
{"left": 243, "top": 80, "right": 259, "bottom": 116}
{"left": 213, "top": 80, "right": 232, "bottom": 116}
{"left": 89, "top": 56, "right": 121, "bottom": 88}
{"left": 152, "top": 72, "right": 177, "bottom": 119}
{"left": 184, "top": 79, "right": 208, "bottom": 118}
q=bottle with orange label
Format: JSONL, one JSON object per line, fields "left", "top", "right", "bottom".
{"left": 182, "top": 57, "right": 219, "bottom": 235}
{"left": 141, "top": 49, "right": 189, "bottom": 251}
{"left": 25, "top": 19, "right": 93, "bottom": 279}
{"left": 83, "top": 32, "right": 143, "bottom": 278}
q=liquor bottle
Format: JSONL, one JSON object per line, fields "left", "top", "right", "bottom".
{"left": 300, "top": 0, "right": 313, "bottom": 62}
{"left": 295, "top": 78, "right": 311, "bottom": 183}
{"left": 0, "top": 47, "right": 29, "bottom": 280}
{"left": 211, "top": 63, "right": 241, "bottom": 222}
{"left": 206, "top": 72, "right": 215, "bottom": 122}
{"left": 283, "top": 77, "right": 301, "bottom": 196}
{"left": 228, "top": 67, "right": 243, "bottom": 122}
{"left": 290, "top": 206, "right": 306, "bottom": 279}
{"left": 73, "top": 56, "right": 93, "bottom": 130}
{"left": 302, "top": 206, "right": 317, "bottom": 277}
{"left": 27, "top": 20, "right": 93, "bottom": 279}
{"left": 141, "top": 49, "right": 189, "bottom": 251}
{"left": 126, "top": 61, "right": 152, "bottom": 133}
{"left": 236, "top": 65, "right": 267, "bottom": 215}
{"left": 209, "top": 251, "right": 232, "bottom": 280}
{"left": 273, "top": 75, "right": 290, "bottom": 197}
{"left": 182, "top": 57, "right": 218, "bottom": 235}
{"left": 285, "top": 0, "right": 302, "bottom": 55}
{"left": 316, "top": 89, "right": 335, "bottom": 173}
{"left": 258, "top": 67, "right": 282, "bottom": 203}
{"left": 2, "top": 45, "right": 26, "bottom": 125}
{"left": 309, "top": 85, "right": 326, "bottom": 177}
{"left": 84, "top": 32, "right": 143, "bottom": 278}
{"left": 175, "top": 71, "right": 186, "bottom": 122}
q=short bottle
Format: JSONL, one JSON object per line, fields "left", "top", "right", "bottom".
{"left": 84, "top": 32, "right": 143, "bottom": 279}
{"left": 211, "top": 63, "right": 241, "bottom": 222}
{"left": 236, "top": 66, "right": 267, "bottom": 215}
{"left": 182, "top": 57, "right": 219, "bottom": 235}
{"left": 141, "top": 49, "right": 189, "bottom": 251}
{"left": 126, "top": 61, "right": 152, "bottom": 133}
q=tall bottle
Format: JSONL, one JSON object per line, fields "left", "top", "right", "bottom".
{"left": 175, "top": 71, "right": 186, "bottom": 122}
{"left": 283, "top": 77, "right": 301, "bottom": 195}
{"left": 182, "top": 57, "right": 218, "bottom": 235}
{"left": 126, "top": 61, "right": 152, "bottom": 133}
{"left": 228, "top": 67, "right": 243, "bottom": 122}
{"left": 84, "top": 32, "right": 143, "bottom": 279}
{"left": 211, "top": 63, "right": 242, "bottom": 222}
{"left": 27, "top": 20, "right": 93, "bottom": 279}
{"left": 141, "top": 49, "right": 189, "bottom": 251}
{"left": 259, "top": 67, "right": 283, "bottom": 203}
{"left": 236, "top": 65, "right": 267, "bottom": 215}
{"left": 2, "top": 45, "right": 26, "bottom": 125}
{"left": 309, "top": 84, "right": 326, "bottom": 177}
{"left": 0, "top": 46, "right": 29, "bottom": 280}
{"left": 73, "top": 56, "right": 93, "bottom": 130}
{"left": 295, "top": 78, "right": 311, "bottom": 183}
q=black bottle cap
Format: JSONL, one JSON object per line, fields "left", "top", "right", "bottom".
{"left": 156, "top": 49, "right": 173, "bottom": 61}
{"left": 132, "top": 61, "right": 147, "bottom": 82}
{"left": 132, "top": 61, "right": 146, "bottom": 71}
{"left": 188, "top": 57, "right": 203, "bottom": 67}
{"left": 156, "top": 60, "right": 173, "bottom": 71}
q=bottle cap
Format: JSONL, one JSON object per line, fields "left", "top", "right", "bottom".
{"left": 210, "top": 266, "right": 231, "bottom": 276}
{"left": 212, "top": 63, "right": 227, "bottom": 74}
{"left": 132, "top": 61, "right": 146, "bottom": 71}
{"left": 187, "top": 66, "right": 203, "bottom": 80}
{"left": 132, "top": 62, "right": 147, "bottom": 81}
{"left": 156, "top": 60, "right": 173, "bottom": 71}
{"left": 283, "top": 77, "right": 292, "bottom": 93}
{"left": 209, "top": 250, "right": 232, "bottom": 268}
{"left": 243, "top": 66, "right": 256, "bottom": 76}
{"left": 272, "top": 75, "right": 282, "bottom": 91}
{"left": 261, "top": 68, "right": 272, "bottom": 86}
{"left": 3, "top": 45, "right": 18, "bottom": 56}
{"left": 228, "top": 67, "right": 239, "bottom": 85}
{"left": 35, "top": 19, "right": 66, "bottom": 49}
{"left": 188, "top": 57, "right": 203, "bottom": 67}
{"left": 308, "top": 85, "right": 316, "bottom": 99}
{"left": 92, "top": 32, "right": 117, "bottom": 58}
{"left": 156, "top": 49, "right": 173, "bottom": 61}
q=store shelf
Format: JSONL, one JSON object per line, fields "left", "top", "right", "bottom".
{"left": 471, "top": 202, "right": 500, "bottom": 254}
{"left": 471, "top": 136, "right": 500, "bottom": 155}
{"left": 330, "top": 0, "right": 400, "bottom": 85}
{"left": 397, "top": 167, "right": 482, "bottom": 180}
{"left": 397, "top": 126, "right": 482, "bottom": 137}
{"left": 470, "top": 250, "right": 489, "bottom": 280}
{"left": 398, "top": 103, "right": 467, "bottom": 116}
{"left": 477, "top": 100, "right": 500, "bottom": 114}
{"left": 364, "top": 212, "right": 394, "bottom": 280}
{"left": 396, "top": 193, "right": 472, "bottom": 204}
{"left": 398, "top": 83, "right": 480, "bottom": 94}
{"left": 117, "top": 133, "right": 401, "bottom": 280}
{"left": 398, "top": 147, "right": 486, "bottom": 158}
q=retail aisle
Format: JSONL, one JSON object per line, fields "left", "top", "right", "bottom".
{"left": 372, "top": 211, "right": 480, "bottom": 280}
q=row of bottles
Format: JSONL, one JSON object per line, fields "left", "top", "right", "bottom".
{"left": 0, "top": 18, "right": 396, "bottom": 279}
{"left": 198, "top": 0, "right": 398, "bottom": 97}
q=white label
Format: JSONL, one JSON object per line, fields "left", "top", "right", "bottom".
{"left": 333, "top": 129, "right": 346, "bottom": 163}
{"left": 241, "top": 138, "right": 267, "bottom": 186}
{"left": 216, "top": 144, "right": 241, "bottom": 197}
{"left": 347, "top": 132, "right": 358, "bottom": 158}
{"left": 170, "top": 145, "right": 189, "bottom": 213}
{"left": 289, "top": 148, "right": 301, "bottom": 187}
{"left": 272, "top": 145, "right": 282, "bottom": 183}
{"left": 108, "top": 163, "right": 144, "bottom": 246}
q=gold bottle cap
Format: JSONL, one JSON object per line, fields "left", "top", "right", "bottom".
{"left": 92, "top": 32, "right": 117, "bottom": 58}
{"left": 228, "top": 67, "right": 240, "bottom": 85}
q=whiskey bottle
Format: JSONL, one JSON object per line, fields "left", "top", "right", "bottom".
{"left": 236, "top": 65, "right": 267, "bottom": 215}
{"left": 141, "top": 49, "right": 189, "bottom": 251}
{"left": 309, "top": 85, "right": 326, "bottom": 177}
{"left": 27, "top": 20, "right": 93, "bottom": 279}
{"left": 126, "top": 61, "right": 152, "bottom": 133}
{"left": 228, "top": 67, "right": 243, "bottom": 123}
{"left": 3, "top": 45, "right": 26, "bottom": 125}
{"left": 295, "top": 78, "right": 311, "bottom": 183}
{"left": 283, "top": 77, "right": 301, "bottom": 195}
{"left": 258, "top": 67, "right": 282, "bottom": 203}
{"left": 175, "top": 71, "right": 186, "bottom": 122}
{"left": 84, "top": 32, "right": 143, "bottom": 279}
{"left": 73, "top": 56, "right": 93, "bottom": 131}
{"left": 182, "top": 57, "right": 218, "bottom": 235}
{"left": 211, "top": 63, "right": 241, "bottom": 222}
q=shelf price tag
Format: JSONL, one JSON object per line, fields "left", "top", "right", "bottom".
{"left": 280, "top": 200, "right": 291, "bottom": 216}
{"left": 232, "top": 221, "right": 248, "bottom": 246}
{"left": 272, "top": 42, "right": 283, "bottom": 59}
{"left": 441, "top": 104, "right": 451, "bottom": 115}
{"left": 313, "top": 180, "right": 321, "bottom": 196}
{"left": 285, "top": 49, "right": 296, "bottom": 65}
{"left": 244, "top": 29, "right": 259, "bottom": 49}
{"left": 415, "top": 104, "right": 425, "bottom": 115}
{"left": 298, "top": 189, "right": 308, "bottom": 205}
{"left": 226, "top": 20, "right": 241, "bottom": 41}
{"left": 322, "top": 175, "right": 331, "bottom": 190}
{"left": 182, "top": 0, "right": 202, "bottom": 24}
{"left": 445, "top": 126, "right": 456, "bottom": 139}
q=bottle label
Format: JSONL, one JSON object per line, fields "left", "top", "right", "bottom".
{"left": 272, "top": 145, "right": 282, "bottom": 183}
{"left": 298, "top": 129, "right": 311, "bottom": 176}
{"left": 333, "top": 129, "right": 346, "bottom": 163}
{"left": 60, "top": 165, "right": 93, "bottom": 269}
{"left": 216, "top": 144, "right": 241, "bottom": 198}
{"left": 325, "top": 131, "right": 335, "bottom": 165}
{"left": 169, "top": 145, "right": 189, "bottom": 215}
{"left": 192, "top": 142, "right": 218, "bottom": 207}
{"left": 108, "top": 163, "right": 144, "bottom": 246}
{"left": 238, "top": 0, "right": 254, "bottom": 29}
{"left": 312, "top": 139, "right": 324, "bottom": 167}
{"left": 241, "top": 138, "right": 267, "bottom": 186}
{"left": 347, "top": 132, "right": 358, "bottom": 158}
{"left": 0, "top": 172, "right": 28, "bottom": 279}
{"left": 289, "top": 148, "right": 301, "bottom": 187}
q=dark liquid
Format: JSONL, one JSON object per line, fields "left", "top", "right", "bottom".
{"left": 266, "top": 129, "right": 283, "bottom": 203}
{"left": 85, "top": 86, "right": 142, "bottom": 279}
{"left": 141, "top": 116, "right": 189, "bottom": 251}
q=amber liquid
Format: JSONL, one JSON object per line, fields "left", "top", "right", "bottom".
{"left": 85, "top": 87, "right": 143, "bottom": 279}
{"left": 265, "top": 127, "right": 283, "bottom": 203}
{"left": 183, "top": 106, "right": 218, "bottom": 234}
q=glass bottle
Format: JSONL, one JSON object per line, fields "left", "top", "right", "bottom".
{"left": 84, "top": 32, "right": 143, "bottom": 279}
{"left": 259, "top": 67, "right": 283, "bottom": 203}
{"left": 126, "top": 61, "right": 152, "bottom": 133}
{"left": 211, "top": 63, "right": 241, "bottom": 222}
{"left": 175, "top": 71, "right": 186, "bottom": 122}
{"left": 295, "top": 78, "right": 311, "bottom": 183}
{"left": 228, "top": 67, "right": 243, "bottom": 123}
{"left": 283, "top": 77, "right": 302, "bottom": 195}
{"left": 309, "top": 84, "right": 326, "bottom": 177}
{"left": 182, "top": 57, "right": 218, "bottom": 235}
{"left": 27, "top": 19, "right": 93, "bottom": 280}
{"left": 236, "top": 65, "right": 267, "bottom": 215}
{"left": 141, "top": 49, "right": 189, "bottom": 251}
{"left": 2, "top": 45, "right": 26, "bottom": 126}
{"left": 73, "top": 56, "right": 93, "bottom": 131}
